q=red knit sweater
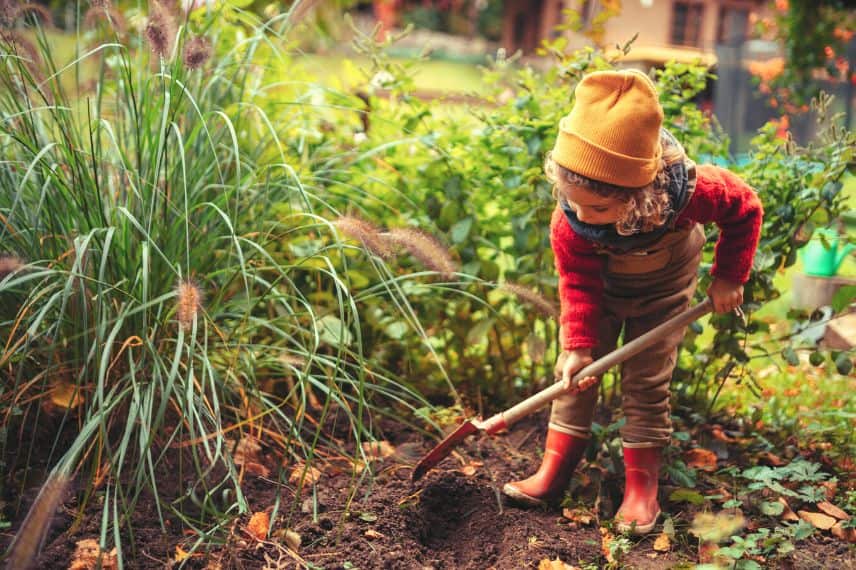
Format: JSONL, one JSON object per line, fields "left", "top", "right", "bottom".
{"left": 552, "top": 164, "right": 764, "bottom": 350}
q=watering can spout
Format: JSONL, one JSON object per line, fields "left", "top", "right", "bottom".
{"left": 835, "top": 242, "right": 855, "bottom": 272}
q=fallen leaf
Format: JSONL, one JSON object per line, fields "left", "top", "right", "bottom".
{"left": 289, "top": 464, "right": 322, "bottom": 485}
{"left": 562, "top": 507, "right": 595, "bottom": 526}
{"left": 283, "top": 529, "right": 301, "bottom": 551}
{"left": 174, "top": 545, "right": 191, "bottom": 563}
{"left": 817, "top": 501, "right": 850, "bottom": 521}
{"left": 758, "top": 451, "right": 785, "bottom": 466}
{"left": 246, "top": 511, "right": 270, "bottom": 541}
{"left": 361, "top": 440, "right": 395, "bottom": 461}
{"left": 537, "top": 557, "right": 579, "bottom": 570}
{"left": 51, "top": 381, "right": 84, "bottom": 409}
{"left": 68, "top": 539, "right": 118, "bottom": 570}
{"left": 778, "top": 497, "right": 799, "bottom": 522}
{"left": 653, "top": 532, "right": 671, "bottom": 552}
{"left": 243, "top": 461, "right": 270, "bottom": 477}
{"left": 831, "top": 522, "right": 856, "bottom": 543}
{"left": 822, "top": 480, "right": 839, "bottom": 500}
{"left": 698, "top": 541, "right": 718, "bottom": 563}
{"left": 798, "top": 510, "right": 837, "bottom": 530}
{"left": 599, "top": 527, "right": 616, "bottom": 564}
{"left": 710, "top": 425, "right": 736, "bottom": 442}
{"left": 364, "top": 529, "right": 385, "bottom": 539}
{"left": 232, "top": 436, "right": 269, "bottom": 476}
{"left": 685, "top": 448, "right": 718, "bottom": 472}
{"left": 458, "top": 463, "right": 479, "bottom": 476}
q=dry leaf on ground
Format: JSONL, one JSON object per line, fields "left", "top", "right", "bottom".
{"left": 698, "top": 541, "right": 719, "bottom": 564}
{"left": 289, "top": 464, "right": 322, "bottom": 485}
{"left": 798, "top": 510, "right": 837, "bottom": 530}
{"left": 68, "top": 539, "right": 118, "bottom": 570}
{"left": 362, "top": 440, "right": 396, "bottom": 461}
{"left": 599, "top": 527, "right": 617, "bottom": 564}
{"left": 173, "top": 545, "right": 192, "bottom": 563}
{"left": 685, "top": 448, "right": 718, "bottom": 471}
{"left": 816, "top": 501, "right": 850, "bottom": 521}
{"left": 51, "top": 381, "right": 84, "bottom": 409}
{"left": 284, "top": 529, "right": 301, "bottom": 551}
{"left": 562, "top": 507, "right": 595, "bottom": 526}
{"left": 778, "top": 497, "right": 799, "bottom": 522}
{"left": 831, "top": 522, "right": 856, "bottom": 543}
{"left": 232, "top": 436, "right": 270, "bottom": 477}
{"left": 246, "top": 511, "right": 270, "bottom": 541}
{"left": 457, "top": 462, "right": 481, "bottom": 477}
{"left": 364, "top": 529, "right": 385, "bottom": 539}
{"left": 710, "top": 425, "right": 737, "bottom": 442}
{"left": 537, "top": 558, "right": 580, "bottom": 570}
{"left": 653, "top": 532, "right": 671, "bottom": 552}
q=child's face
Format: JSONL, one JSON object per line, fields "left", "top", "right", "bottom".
{"left": 560, "top": 184, "right": 625, "bottom": 226}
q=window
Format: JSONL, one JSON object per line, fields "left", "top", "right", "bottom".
{"left": 671, "top": 1, "right": 704, "bottom": 47}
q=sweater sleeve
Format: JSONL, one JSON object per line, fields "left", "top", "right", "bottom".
{"left": 550, "top": 206, "right": 606, "bottom": 350}
{"left": 676, "top": 164, "right": 763, "bottom": 284}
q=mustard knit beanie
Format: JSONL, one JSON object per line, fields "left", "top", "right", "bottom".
{"left": 552, "top": 69, "right": 664, "bottom": 188}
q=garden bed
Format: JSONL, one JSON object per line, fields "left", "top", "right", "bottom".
{"left": 4, "top": 410, "right": 854, "bottom": 569}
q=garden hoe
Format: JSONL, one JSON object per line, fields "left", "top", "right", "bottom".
{"left": 411, "top": 297, "right": 714, "bottom": 482}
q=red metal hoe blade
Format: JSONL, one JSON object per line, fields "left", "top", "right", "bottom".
{"left": 411, "top": 419, "right": 479, "bottom": 481}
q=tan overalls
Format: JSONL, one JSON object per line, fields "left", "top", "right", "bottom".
{"left": 549, "top": 164, "right": 705, "bottom": 447}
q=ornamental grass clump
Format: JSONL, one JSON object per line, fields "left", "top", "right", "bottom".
{"left": 0, "top": 4, "right": 428, "bottom": 563}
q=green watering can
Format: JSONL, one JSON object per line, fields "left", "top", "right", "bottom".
{"left": 801, "top": 228, "right": 855, "bottom": 277}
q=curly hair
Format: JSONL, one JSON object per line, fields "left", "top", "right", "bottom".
{"left": 545, "top": 138, "right": 687, "bottom": 236}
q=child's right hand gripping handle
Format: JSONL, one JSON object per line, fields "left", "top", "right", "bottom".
{"left": 489, "top": 297, "right": 714, "bottom": 432}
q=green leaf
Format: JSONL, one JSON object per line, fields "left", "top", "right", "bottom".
{"left": 466, "top": 317, "right": 496, "bottom": 345}
{"left": 782, "top": 347, "right": 800, "bottom": 366}
{"left": 760, "top": 501, "right": 784, "bottom": 516}
{"left": 669, "top": 488, "right": 705, "bottom": 505}
{"left": 832, "top": 285, "right": 856, "bottom": 313}
{"left": 317, "top": 315, "right": 353, "bottom": 347}
{"left": 384, "top": 321, "right": 408, "bottom": 340}
{"left": 666, "top": 461, "right": 697, "bottom": 488}
{"left": 358, "top": 512, "right": 377, "bottom": 522}
{"left": 793, "top": 520, "right": 815, "bottom": 540}
{"left": 449, "top": 217, "right": 473, "bottom": 244}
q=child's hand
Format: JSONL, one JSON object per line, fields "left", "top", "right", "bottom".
{"left": 555, "top": 349, "right": 598, "bottom": 393}
{"left": 707, "top": 277, "right": 744, "bottom": 313}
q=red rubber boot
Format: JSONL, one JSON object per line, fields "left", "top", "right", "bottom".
{"left": 615, "top": 446, "right": 662, "bottom": 534}
{"left": 502, "top": 429, "right": 588, "bottom": 507}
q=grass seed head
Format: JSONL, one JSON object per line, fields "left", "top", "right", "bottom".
{"left": 384, "top": 228, "right": 458, "bottom": 279}
{"left": 182, "top": 35, "right": 211, "bottom": 70}
{"left": 0, "top": 253, "right": 23, "bottom": 279}
{"left": 334, "top": 216, "right": 392, "bottom": 259}
{"left": 14, "top": 3, "right": 54, "bottom": 27}
{"left": 499, "top": 282, "right": 559, "bottom": 319}
{"left": 176, "top": 279, "right": 203, "bottom": 331}
{"left": 84, "top": 3, "right": 127, "bottom": 35}
{"left": 0, "top": 0, "right": 17, "bottom": 26}
{"left": 145, "top": 1, "right": 176, "bottom": 58}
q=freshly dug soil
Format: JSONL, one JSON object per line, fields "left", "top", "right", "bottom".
{"left": 2, "top": 410, "right": 854, "bottom": 569}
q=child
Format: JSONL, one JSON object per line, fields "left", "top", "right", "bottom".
{"left": 502, "top": 69, "right": 763, "bottom": 534}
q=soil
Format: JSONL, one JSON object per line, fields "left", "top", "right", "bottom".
{"left": 2, "top": 410, "right": 854, "bottom": 569}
